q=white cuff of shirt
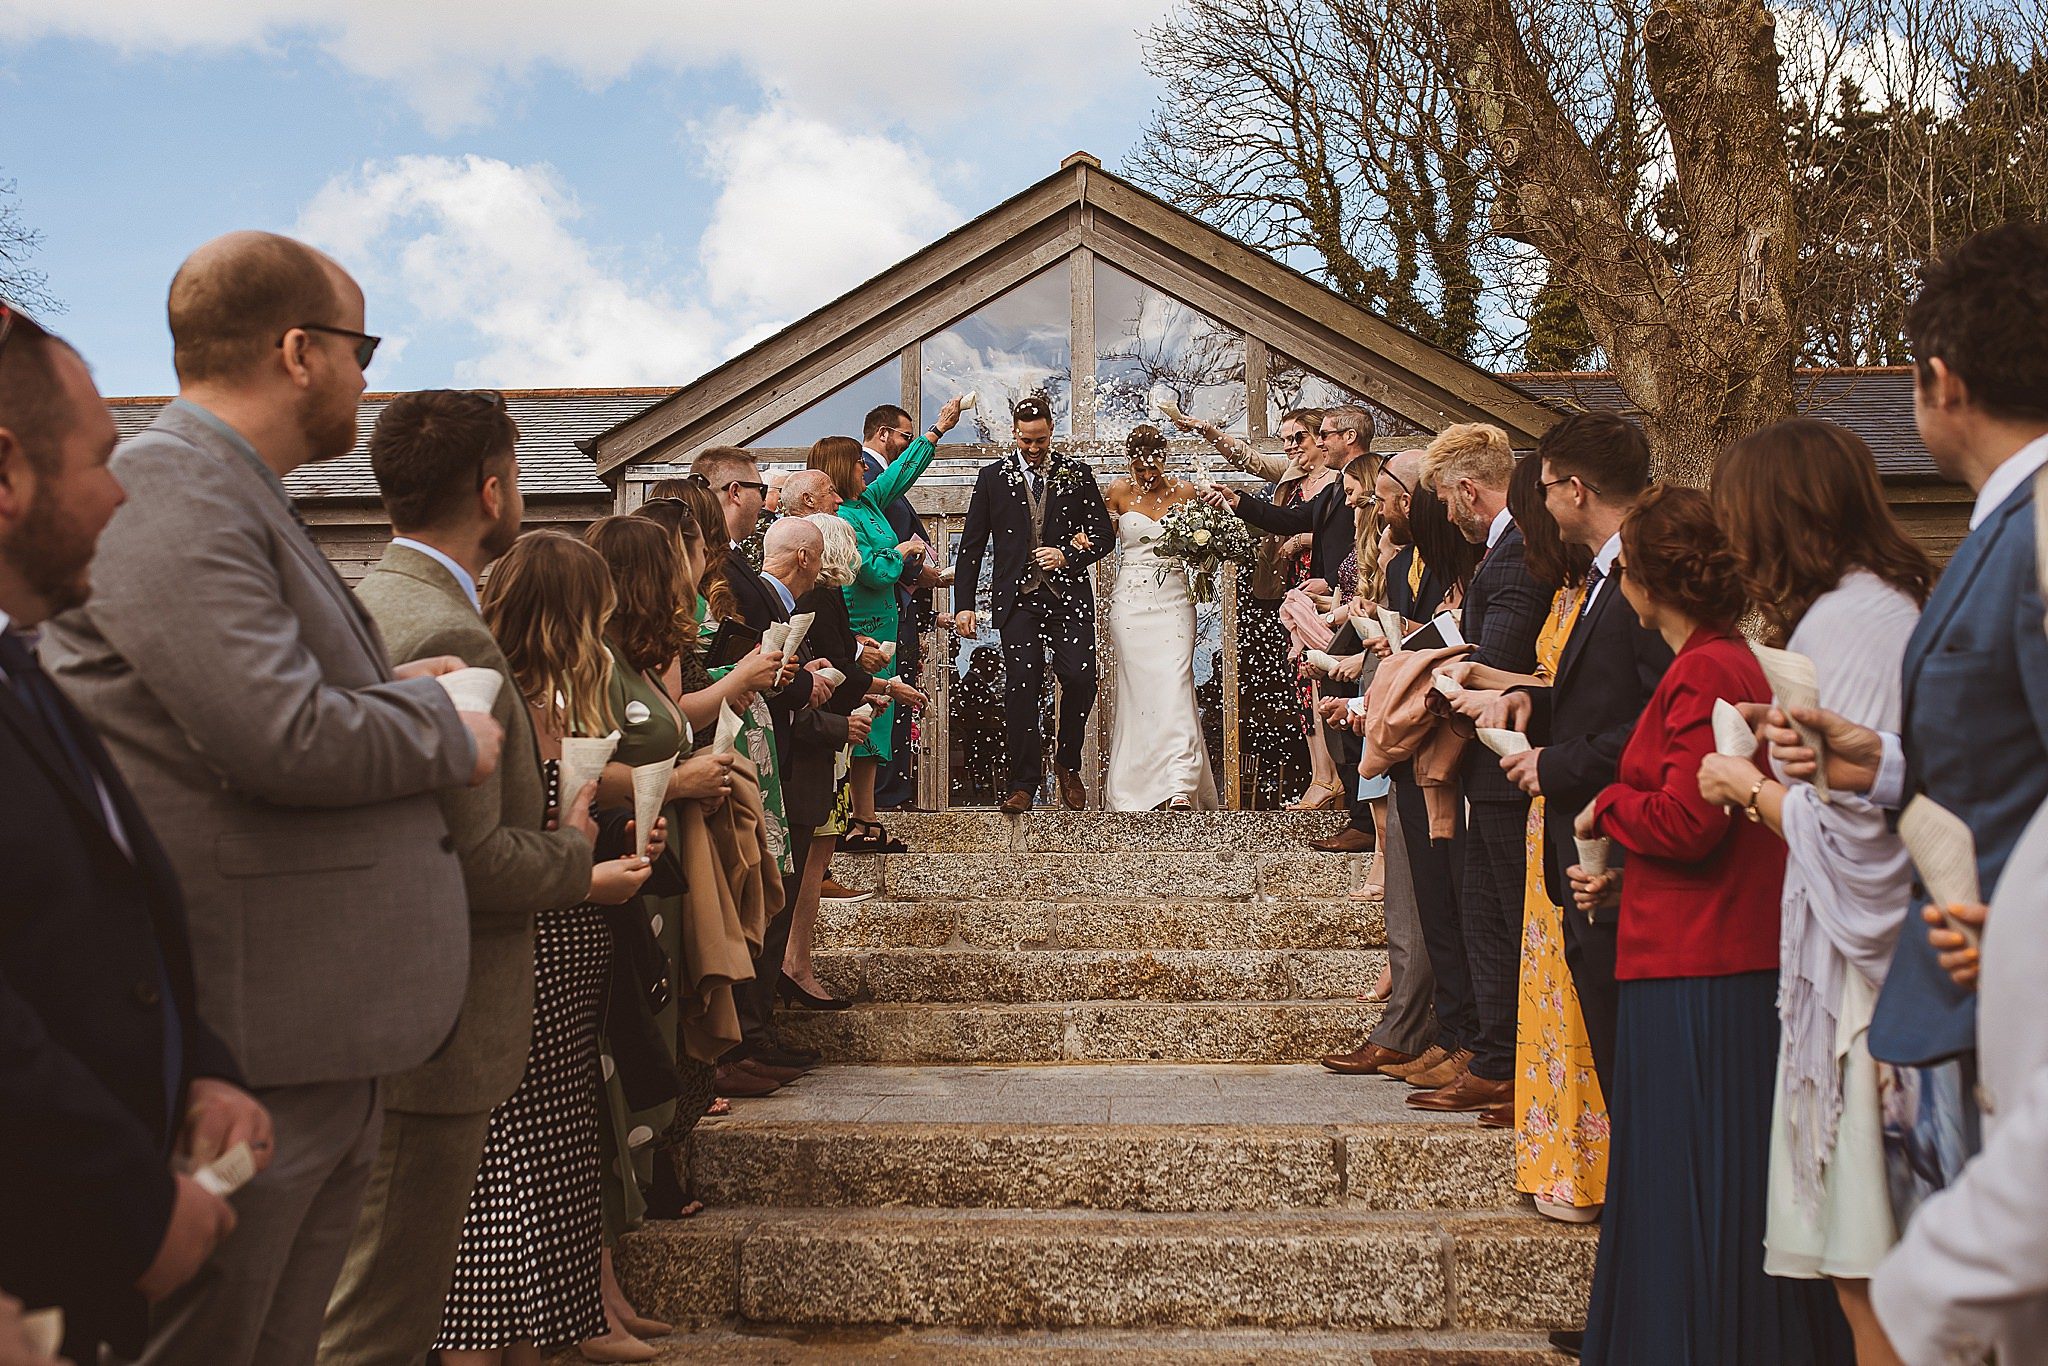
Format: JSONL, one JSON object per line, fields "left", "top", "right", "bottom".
{"left": 1870, "top": 730, "right": 1907, "bottom": 810}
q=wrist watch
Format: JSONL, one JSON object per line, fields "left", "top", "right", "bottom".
{"left": 926, "top": 425, "right": 943, "bottom": 443}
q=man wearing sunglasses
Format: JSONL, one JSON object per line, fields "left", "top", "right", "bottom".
{"left": 39, "top": 231, "right": 501, "bottom": 1366}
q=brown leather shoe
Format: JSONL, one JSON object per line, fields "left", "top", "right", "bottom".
{"left": 1407, "top": 1071, "right": 1513, "bottom": 1113}
{"left": 714, "top": 1063, "right": 780, "bottom": 1097}
{"left": 1403, "top": 1047, "right": 1474, "bottom": 1089}
{"left": 1320, "top": 1042, "right": 1417, "bottom": 1075}
{"left": 1308, "top": 827, "right": 1375, "bottom": 853}
{"left": 1477, "top": 1101, "right": 1515, "bottom": 1129}
{"left": 1000, "top": 789, "right": 1033, "bottom": 815}
{"left": 1379, "top": 1044, "right": 1450, "bottom": 1080}
{"left": 818, "top": 878, "right": 872, "bottom": 902}
{"left": 1057, "top": 768, "right": 1086, "bottom": 810}
{"left": 738, "top": 1056, "right": 806, "bottom": 1084}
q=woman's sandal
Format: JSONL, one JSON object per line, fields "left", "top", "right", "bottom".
{"left": 1286, "top": 781, "right": 1344, "bottom": 812}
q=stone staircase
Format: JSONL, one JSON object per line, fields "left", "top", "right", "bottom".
{"left": 607, "top": 810, "right": 1590, "bottom": 1362}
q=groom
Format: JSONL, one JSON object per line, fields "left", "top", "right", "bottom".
{"left": 953, "top": 395, "right": 1115, "bottom": 812}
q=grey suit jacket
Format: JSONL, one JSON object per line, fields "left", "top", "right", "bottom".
{"left": 39, "top": 400, "right": 475, "bottom": 1088}
{"left": 354, "top": 542, "right": 590, "bottom": 1114}
{"left": 1874, "top": 798, "right": 2048, "bottom": 1365}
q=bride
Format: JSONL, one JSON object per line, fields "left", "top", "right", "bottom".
{"left": 1104, "top": 424, "right": 1220, "bottom": 812}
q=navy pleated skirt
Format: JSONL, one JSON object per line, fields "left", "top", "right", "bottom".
{"left": 1583, "top": 971, "right": 1854, "bottom": 1366}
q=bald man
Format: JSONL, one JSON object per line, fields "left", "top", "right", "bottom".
{"left": 40, "top": 232, "right": 497, "bottom": 1366}
{"left": 781, "top": 467, "right": 842, "bottom": 516}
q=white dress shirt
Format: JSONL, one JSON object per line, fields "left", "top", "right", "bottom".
{"left": 1486, "top": 505, "right": 1513, "bottom": 549}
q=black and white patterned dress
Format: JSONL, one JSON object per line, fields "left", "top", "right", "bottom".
{"left": 434, "top": 762, "right": 609, "bottom": 1351}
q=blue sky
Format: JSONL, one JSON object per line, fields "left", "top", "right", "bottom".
{"left": 1, "top": 3, "right": 1174, "bottom": 397}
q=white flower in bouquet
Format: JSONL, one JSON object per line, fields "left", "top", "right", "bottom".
{"left": 1152, "top": 497, "right": 1257, "bottom": 602}
{"left": 1193, "top": 528, "right": 1212, "bottom": 546}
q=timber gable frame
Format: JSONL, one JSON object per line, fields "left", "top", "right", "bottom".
{"left": 583, "top": 152, "right": 1560, "bottom": 490}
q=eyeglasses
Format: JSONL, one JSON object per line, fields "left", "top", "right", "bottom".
{"left": 1538, "top": 472, "right": 1602, "bottom": 496}
{"left": 1282, "top": 430, "right": 1311, "bottom": 447}
{"left": 1611, "top": 559, "right": 1629, "bottom": 579}
{"left": 721, "top": 480, "right": 770, "bottom": 497}
{"left": 281, "top": 323, "right": 381, "bottom": 370}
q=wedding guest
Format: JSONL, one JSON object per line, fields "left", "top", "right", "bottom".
{"left": 1570, "top": 485, "right": 1852, "bottom": 1365}
{"left": 0, "top": 307, "right": 267, "bottom": 1363}
{"left": 1694, "top": 416, "right": 1937, "bottom": 1361}
{"left": 1321, "top": 448, "right": 1440, "bottom": 1077}
{"left": 38, "top": 232, "right": 499, "bottom": 1366}
{"left": 813, "top": 407, "right": 959, "bottom": 844}
{"left": 777, "top": 512, "right": 877, "bottom": 1007}
{"left": 860, "top": 405, "right": 943, "bottom": 812}
{"left": 1485, "top": 412, "right": 1671, "bottom": 1103}
{"left": 431, "top": 530, "right": 662, "bottom": 1366}
{"left": 1764, "top": 223, "right": 2048, "bottom": 1142}
{"left": 1410, "top": 423, "right": 1545, "bottom": 1115}
{"left": 1443, "top": 455, "right": 1604, "bottom": 1191}
{"left": 322, "top": 391, "right": 604, "bottom": 1365}
{"left": 780, "top": 468, "right": 841, "bottom": 517}
{"left": 1377, "top": 463, "right": 1486, "bottom": 1086}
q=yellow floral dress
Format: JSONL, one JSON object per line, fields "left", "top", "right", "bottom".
{"left": 1516, "top": 584, "right": 1609, "bottom": 1211}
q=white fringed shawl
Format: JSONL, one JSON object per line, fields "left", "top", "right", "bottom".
{"left": 1775, "top": 570, "right": 1920, "bottom": 1217}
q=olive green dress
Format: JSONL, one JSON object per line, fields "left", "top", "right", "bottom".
{"left": 596, "top": 641, "right": 684, "bottom": 1239}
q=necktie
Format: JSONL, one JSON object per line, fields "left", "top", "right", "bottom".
{"left": 0, "top": 631, "right": 98, "bottom": 799}
{"left": 1029, "top": 468, "right": 1045, "bottom": 503}
{"left": 1584, "top": 562, "right": 1605, "bottom": 598}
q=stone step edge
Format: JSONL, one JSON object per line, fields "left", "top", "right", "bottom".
{"left": 615, "top": 1207, "right": 1593, "bottom": 1333}
{"left": 780, "top": 998, "right": 1387, "bottom": 1014}
{"left": 548, "top": 1324, "right": 1568, "bottom": 1363}
{"left": 687, "top": 1119, "right": 1516, "bottom": 1212}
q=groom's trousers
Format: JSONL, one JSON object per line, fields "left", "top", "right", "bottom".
{"left": 1000, "top": 589, "right": 1097, "bottom": 793}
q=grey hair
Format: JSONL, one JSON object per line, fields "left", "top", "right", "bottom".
{"left": 1324, "top": 404, "right": 1375, "bottom": 444}
{"left": 808, "top": 512, "right": 862, "bottom": 588}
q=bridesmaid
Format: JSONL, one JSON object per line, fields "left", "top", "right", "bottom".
{"left": 435, "top": 531, "right": 658, "bottom": 1366}
{"left": 808, "top": 395, "right": 961, "bottom": 853}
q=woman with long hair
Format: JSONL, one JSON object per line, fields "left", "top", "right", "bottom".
{"left": 1570, "top": 486, "right": 1853, "bottom": 1365}
{"left": 1699, "top": 418, "right": 1947, "bottom": 1363}
{"left": 434, "top": 531, "right": 661, "bottom": 1366}
{"left": 810, "top": 417, "right": 957, "bottom": 851}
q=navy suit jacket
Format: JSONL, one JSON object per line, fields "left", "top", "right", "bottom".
{"left": 1459, "top": 524, "right": 1547, "bottom": 803}
{"left": 953, "top": 452, "right": 1115, "bottom": 627}
{"left": 1523, "top": 578, "right": 1674, "bottom": 914}
{"left": 1871, "top": 474, "right": 2048, "bottom": 1066}
{"left": 0, "top": 649, "right": 242, "bottom": 1355}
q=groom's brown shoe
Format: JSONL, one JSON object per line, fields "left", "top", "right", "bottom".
{"left": 1057, "top": 768, "right": 1086, "bottom": 810}
{"left": 1000, "top": 789, "right": 1033, "bottom": 815}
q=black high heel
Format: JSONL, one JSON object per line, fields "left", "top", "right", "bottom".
{"left": 778, "top": 977, "right": 852, "bottom": 1011}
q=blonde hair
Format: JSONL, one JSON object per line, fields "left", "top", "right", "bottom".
{"left": 1422, "top": 422, "right": 1514, "bottom": 494}
{"left": 481, "top": 530, "right": 616, "bottom": 740}
{"left": 809, "top": 512, "right": 861, "bottom": 588}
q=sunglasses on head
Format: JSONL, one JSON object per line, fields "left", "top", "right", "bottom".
{"left": 280, "top": 323, "right": 381, "bottom": 370}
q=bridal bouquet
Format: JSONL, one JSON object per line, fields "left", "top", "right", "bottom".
{"left": 1153, "top": 499, "right": 1258, "bottom": 603}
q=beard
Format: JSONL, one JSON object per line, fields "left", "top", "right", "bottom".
{"left": 297, "top": 383, "right": 361, "bottom": 464}
{"left": 4, "top": 485, "right": 98, "bottom": 617}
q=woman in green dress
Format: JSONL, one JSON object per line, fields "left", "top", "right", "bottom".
{"left": 808, "top": 395, "right": 960, "bottom": 848}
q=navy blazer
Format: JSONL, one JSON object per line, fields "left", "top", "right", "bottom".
{"left": 1233, "top": 476, "right": 1356, "bottom": 585}
{"left": 0, "top": 652, "right": 242, "bottom": 1355}
{"left": 953, "top": 452, "right": 1115, "bottom": 627}
{"left": 1871, "top": 475, "right": 2048, "bottom": 1067}
{"left": 1459, "top": 524, "right": 1548, "bottom": 803}
{"left": 1524, "top": 578, "right": 1674, "bottom": 914}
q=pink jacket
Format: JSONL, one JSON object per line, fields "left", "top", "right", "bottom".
{"left": 1363, "top": 643, "right": 1473, "bottom": 837}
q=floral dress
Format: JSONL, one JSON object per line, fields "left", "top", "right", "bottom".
{"left": 1515, "top": 583, "right": 1610, "bottom": 1211}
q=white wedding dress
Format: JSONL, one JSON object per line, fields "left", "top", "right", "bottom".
{"left": 1105, "top": 510, "right": 1219, "bottom": 811}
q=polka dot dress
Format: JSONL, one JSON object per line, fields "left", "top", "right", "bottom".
{"left": 433, "top": 761, "right": 610, "bottom": 1351}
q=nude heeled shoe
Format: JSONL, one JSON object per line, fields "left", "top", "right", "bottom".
{"left": 1287, "top": 780, "right": 1343, "bottom": 811}
{"left": 579, "top": 1330, "right": 658, "bottom": 1363}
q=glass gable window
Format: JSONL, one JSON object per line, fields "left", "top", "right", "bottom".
{"left": 746, "top": 358, "right": 901, "bottom": 450}
{"left": 922, "top": 266, "right": 1073, "bottom": 439}
{"left": 1267, "top": 354, "right": 1427, "bottom": 443}
{"left": 1094, "top": 260, "right": 1246, "bottom": 440}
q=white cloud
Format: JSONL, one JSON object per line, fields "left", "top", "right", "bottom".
{"left": 695, "top": 107, "right": 959, "bottom": 321}
{"left": 0, "top": 0, "right": 1170, "bottom": 134}
{"left": 296, "top": 153, "right": 723, "bottom": 386}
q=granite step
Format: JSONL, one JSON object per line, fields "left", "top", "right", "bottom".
{"left": 773, "top": 999, "right": 1386, "bottom": 1064}
{"left": 829, "top": 850, "right": 1374, "bottom": 902}
{"left": 874, "top": 808, "right": 1351, "bottom": 853}
{"left": 612, "top": 1206, "right": 1594, "bottom": 1333}
{"left": 555, "top": 1324, "right": 1568, "bottom": 1362}
{"left": 687, "top": 1065, "right": 1513, "bottom": 1213}
{"left": 813, "top": 897, "right": 1385, "bottom": 951}
{"left": 811, "top": 948, "right": 1386, "bottom": 1005}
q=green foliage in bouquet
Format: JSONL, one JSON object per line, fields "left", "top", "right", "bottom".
{"left": 1153, "top": 498, "right": 1258, "bottom": 603}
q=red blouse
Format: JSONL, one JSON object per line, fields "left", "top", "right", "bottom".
{"left": 1591, "top": 626, "right": 1786, "bottom": 981}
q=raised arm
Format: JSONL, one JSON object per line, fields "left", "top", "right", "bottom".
{"left": 76, "top": 458, "right": 474, "bottom": 807}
